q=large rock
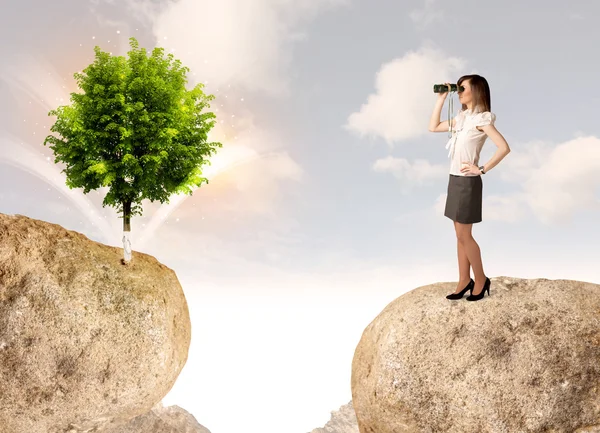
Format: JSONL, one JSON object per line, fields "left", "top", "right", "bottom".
{"left": 105, "top": 401, "right": 211, "bottom": 433}
{"left": 310, "top": 401, "right": 359, "bottom": 433}
{"left": 351, "top": 277, "right": 600, "bottom": 433}
{"left": 0, "top": 214, "right": 192, "bottom": 433}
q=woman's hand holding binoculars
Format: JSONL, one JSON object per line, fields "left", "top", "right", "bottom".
{"left": 437, "top": 82, "right": 452, "bottom": 101}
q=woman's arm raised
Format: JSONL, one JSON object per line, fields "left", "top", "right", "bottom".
{"left": 429, "top": 87, "right": 453, "bottom": 132}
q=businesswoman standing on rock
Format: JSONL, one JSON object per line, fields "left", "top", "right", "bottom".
{"left": 428, "top": 74, "right": 511, "bottom": 301}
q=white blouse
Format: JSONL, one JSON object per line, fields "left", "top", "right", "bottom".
{"left": 445, "top": 109, "right": 496, "bottom": 176}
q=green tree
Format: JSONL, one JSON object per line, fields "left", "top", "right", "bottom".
{"left": 44, "top": 37, "right": 222, "bottom": 263}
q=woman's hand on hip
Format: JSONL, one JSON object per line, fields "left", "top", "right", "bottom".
{"left": 460, "top": 162, "right": 481, "bottom": 175}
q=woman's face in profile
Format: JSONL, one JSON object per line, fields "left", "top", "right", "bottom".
{"left": 458, "top": 80, "right": 471, "bottom": 106}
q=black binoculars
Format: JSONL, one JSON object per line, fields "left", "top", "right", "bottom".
{"left": 433, "top": 84, "right": 464, "bottom": 93}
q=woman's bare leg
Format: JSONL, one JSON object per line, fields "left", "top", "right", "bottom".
{"left": 455, "top": 221, "right": 486, "bottom": 295}
{"left": 453, "top": 221, "right": 472, "bottom": 293}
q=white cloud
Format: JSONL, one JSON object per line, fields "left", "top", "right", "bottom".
{"left": 344, "top": 44, "right": 467, "bottom": 147}
{"left": 433, "top": 192, "right": 447, "bottom": 217}
{"left": 210, "top": 148, "right": 304, "bottom": 216}
{"left": 519, "top": 136, "right": 600, "bottom": 224}
{"left": 90, "top": 0, "right": 168, "bottom": 25}
{"left": 372, "top": 156, "right": 447, "bottom": 193}
{"left": 482, "top": 193, "right": 529, "bottom": 223}
{"left": 201, "top": 115, "right": 305, "bottom": 217}
{"left": 117, "top": 0, "right": 349, "bottom": 97}
{"left": 409, "top": 0, "right": 445, "bottom": 28}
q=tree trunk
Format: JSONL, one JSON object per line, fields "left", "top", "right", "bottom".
{"left": 122, "top": 201, "right": 132, "bottom": 263}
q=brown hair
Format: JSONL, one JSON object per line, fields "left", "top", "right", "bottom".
{"left": 457, "top": 74, "right": 491, "bottom": 113}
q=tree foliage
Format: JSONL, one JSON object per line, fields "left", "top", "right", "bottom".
{"left": 44, "top": 37, "right": 222, "bottom": 220}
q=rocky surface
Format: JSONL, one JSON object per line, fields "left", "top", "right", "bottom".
{"left": 0, "top": 213, "right": 192, "bottom": 433}
{"left": 105, "top": 401, "right": 211, "bottom": 433}
{"left": 310, "top": 401, "right": 359, "bottom": 433}
{"left": 351, "top": 277, "right": 600, "bottom": 433}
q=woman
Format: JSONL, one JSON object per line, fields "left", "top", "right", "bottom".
{"left": 428, "top": 74, "right": 511, "bottom": 301}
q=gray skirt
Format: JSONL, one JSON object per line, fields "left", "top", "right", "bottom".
{"left": 444, "top": 174, "right": 482, "bottom": 224}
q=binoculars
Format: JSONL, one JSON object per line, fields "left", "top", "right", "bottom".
{"left": 433, "top": 84, "right": 464, "bottom": 93}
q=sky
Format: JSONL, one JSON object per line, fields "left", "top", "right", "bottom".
{"left": 1, "top": 0, "right": 600, "bottom": 432}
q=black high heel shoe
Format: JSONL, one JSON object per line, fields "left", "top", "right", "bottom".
{"left": 446, "top": 278, "right": 474, "bottom": 300}
{"left": 466, "top": 277, "right": 490, "bottom": 301}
